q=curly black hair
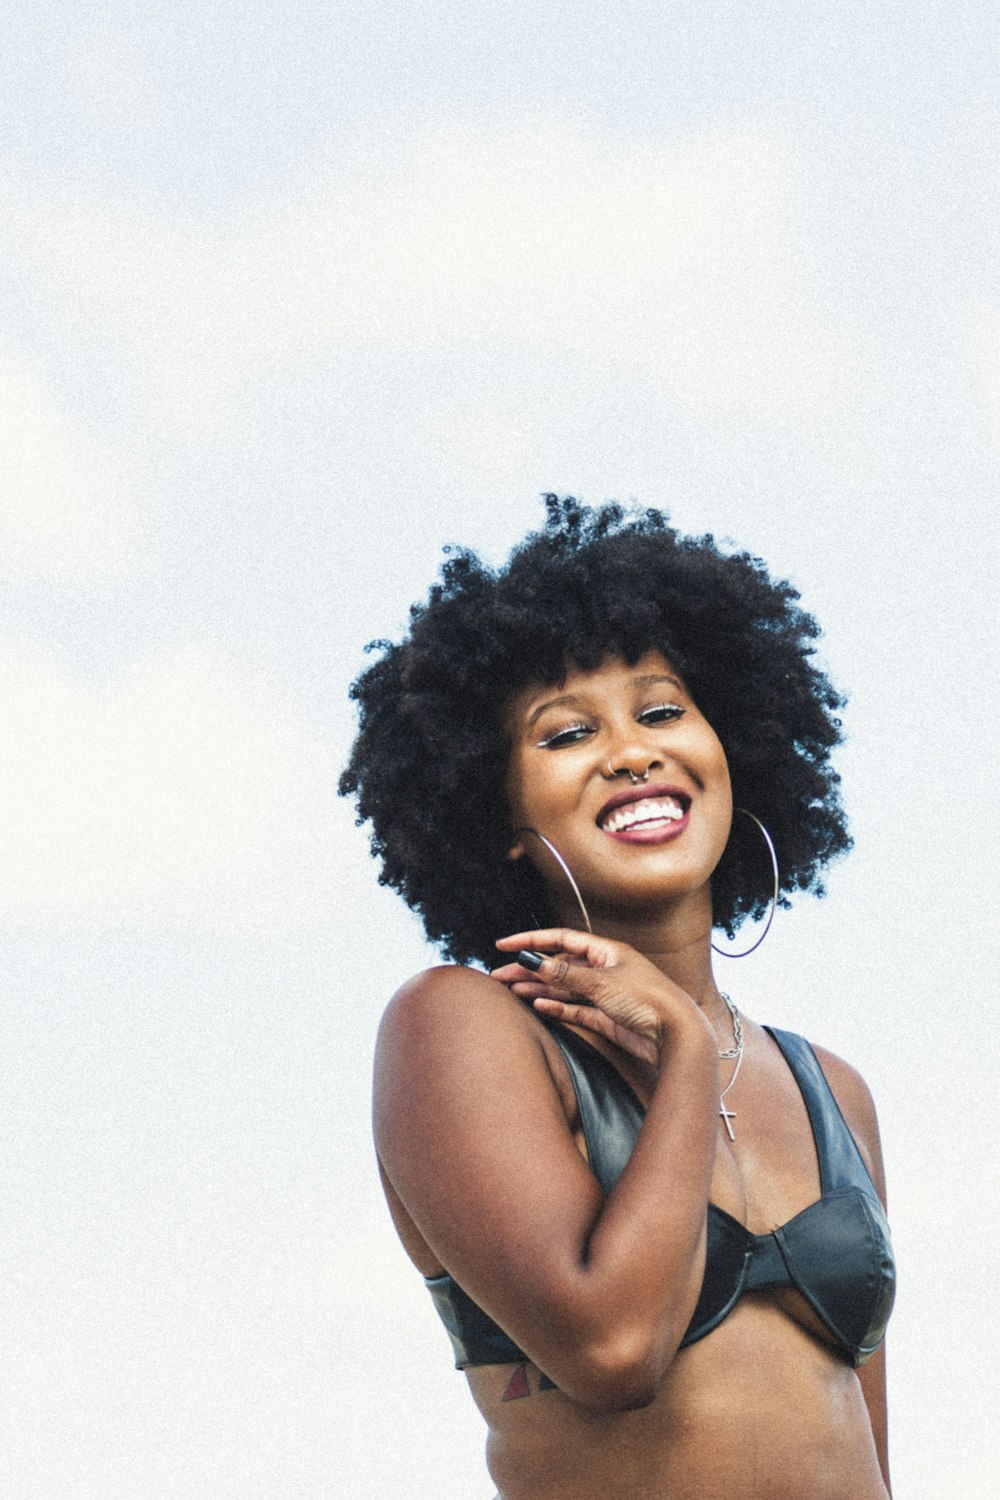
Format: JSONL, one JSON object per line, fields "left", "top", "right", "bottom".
{"left": 339, "top": 496, "right": 850, "bottom": 969}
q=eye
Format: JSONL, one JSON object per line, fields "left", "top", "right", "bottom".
{"left": 536, "top": 721, "right": 594, "bottom": 749}
{"left": 638, "top": 702, "right": 685, "bottom": 725}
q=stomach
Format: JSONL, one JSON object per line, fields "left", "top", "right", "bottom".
{"left": 466, "top": 1302, "right": 888, "bottom": 1500}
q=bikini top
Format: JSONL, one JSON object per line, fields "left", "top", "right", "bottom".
{"left": 426, "top": 1024, "right": 895, "bottom": 1372}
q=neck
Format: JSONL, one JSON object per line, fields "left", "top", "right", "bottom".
{"left": 553, "top": 886, "right": 732, "bottom": 1030}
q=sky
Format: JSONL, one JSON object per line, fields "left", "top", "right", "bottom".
{"left": 2, "top": 3, "right": 999, "bottom": 1496}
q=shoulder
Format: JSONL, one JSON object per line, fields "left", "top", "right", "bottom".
{"left": 377, "top": 963, "right": 537, "bottom": 1055}
{"left": 374, "top": 966, "right": 572, "bottom": 1153}
{"left": 372, "top": 968, "right": 597, "bottom": 1289}
{"left": 809, "top": 1040, "right": 887, "bottom": 1203}
{"left": 809, "top": 1042, "right": 878, "bottom": 1124}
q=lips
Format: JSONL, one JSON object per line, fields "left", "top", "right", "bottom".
{"left": 596, "top": 783, "right": 692, "bottom": 843}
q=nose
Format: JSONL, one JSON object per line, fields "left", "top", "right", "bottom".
{"left": 604, "top": 744, "right": 663, "bottom": 783}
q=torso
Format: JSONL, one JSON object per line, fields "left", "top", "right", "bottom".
{"left": 380, "top": 1011, "right": 891, "bottom": 1500}
{"left": 471, "top": 1304, "right": 884, "bottom": 1500}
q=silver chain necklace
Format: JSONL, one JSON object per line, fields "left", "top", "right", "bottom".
{"left": 717, "top": 992, "right": 744, "bottom": 1141}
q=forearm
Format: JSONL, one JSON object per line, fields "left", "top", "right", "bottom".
{"left": 529, "top": 1021, "right": 719, "bottom": 1406}
{"left": 379, "top": 959, "right": 723, "bottom": 1414}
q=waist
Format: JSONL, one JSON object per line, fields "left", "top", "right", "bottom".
{"left": 475, "top": 1314, "right": 888, "bottom": 1500}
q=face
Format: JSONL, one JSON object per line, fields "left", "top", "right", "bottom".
{"left": 504, "top": 651, "right": 732, "bottom": 927}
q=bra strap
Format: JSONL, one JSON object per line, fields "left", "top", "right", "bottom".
{"left": 544, "top": 1023, "right": 645, "bottom": 1197}
{"left": 764, "top": 1027, "right": 875, "bottom": 1197}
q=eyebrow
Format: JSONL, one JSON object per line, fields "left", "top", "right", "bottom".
{"left": 526, "top": 673, "right": 685, "bottom": 729}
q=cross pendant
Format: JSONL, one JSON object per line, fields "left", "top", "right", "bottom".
{"left": 719, "top": 1101, "right": 736, "bottom": 1140}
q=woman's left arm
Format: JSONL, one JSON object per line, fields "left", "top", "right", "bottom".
{"left": 858, "top": 1344, "right": 891, "bottom": 1497}
{"left": 814, "top": 1046, "right": 891, "bottom": 1496}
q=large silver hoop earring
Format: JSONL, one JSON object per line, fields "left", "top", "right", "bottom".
{"left": 711, "top": 808, "right": 778, "bottom": 959}
{"left": 513, "top": 827, "right": 593, "bottom": 933}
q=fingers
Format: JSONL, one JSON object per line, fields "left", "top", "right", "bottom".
{"left": 492, "top": 950, "right": 585, "bottom": 985}
{"left": 495, "top": 929, "right": 621, "bottom": 990}
{"left": 516, "top": 951, "right": 573, "bottom": 986}
{"left": 492, "top": 956, "right": 595, "bottom": 1008}
{"left": 495, "top": 927, "right": 612, "bottom": 962}
{"left": 529, "top": 997, "right": 659, "bottom": 1065}
{"left": 491, "top": 962, "right": 575, "bottom": 992}
{"left": 532, "top": 998, "right": 603, "bottom": 1028}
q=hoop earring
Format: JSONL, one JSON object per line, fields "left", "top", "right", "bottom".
{"left": 711, "top": 808, "right": 778, "bottom": 959}
{"left": 513, "top": 827, "right": 593, "bottom": 933}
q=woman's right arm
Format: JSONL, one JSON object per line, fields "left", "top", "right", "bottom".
{"left": 373, "top": 936, "right": 719, "bottom": 1412}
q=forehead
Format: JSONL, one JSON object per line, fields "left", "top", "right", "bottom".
{"left": 505, "top": 649, "right": 687, "bottom": 727}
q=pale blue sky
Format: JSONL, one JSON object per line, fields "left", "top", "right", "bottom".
{"left": 1, "top": 5, "right": 998, "bottom": 1497}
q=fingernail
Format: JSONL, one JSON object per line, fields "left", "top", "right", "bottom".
{"left": 517, "top": 950, "right": 545, "bottom": 972}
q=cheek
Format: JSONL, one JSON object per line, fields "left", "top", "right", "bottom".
{"left": 703, "top": 738, "right": 733, "bottom": 846}
{"left": 703, "top": 723, "right": 731, "bottom": 785}
{"left": 716, "top": 751, "right": 733, "bottom": 806}
{"left": 506, "top": 741, "right": 575, "bottom": 810}
{"left": 504, "top": 748, "right": 543, "bottom": 832}
{"left": 503, "top": 749, "right": 526, "bottom": 820}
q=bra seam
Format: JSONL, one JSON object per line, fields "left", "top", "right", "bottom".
{"left": 770, "top": 1223, "right": 856, "bottom": 1357}
{"left": 855, "top": 1190, "right": 887, "bottom": 1343}
{"left": 678, "top": 1244, "right": 753, "bottom": 1348}
{"left": 773, "top": 1192, "right": 883, "bottom": 1360}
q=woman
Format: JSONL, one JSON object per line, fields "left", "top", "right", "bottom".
{"left": 340, "top": 496, "right": 894, "bottom": 1499}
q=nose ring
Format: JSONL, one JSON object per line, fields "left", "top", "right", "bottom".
{"left": 607, "top": 760, "right": 650, "bottom": 785}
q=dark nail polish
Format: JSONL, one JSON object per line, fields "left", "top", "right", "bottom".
{"left": 517, "top": 950, "right": 545, "bottom": 972}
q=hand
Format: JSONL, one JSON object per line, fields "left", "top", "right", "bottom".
{"left": 493, "top": 928, "right": 711, "bottom": 1067}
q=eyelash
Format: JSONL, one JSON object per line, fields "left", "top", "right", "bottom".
{"left": 537, "top": 703, "right": 685, "bottom": 749}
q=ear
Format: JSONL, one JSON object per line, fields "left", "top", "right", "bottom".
{"left": 507, "top": 840, "right": 525, "bottom": 861}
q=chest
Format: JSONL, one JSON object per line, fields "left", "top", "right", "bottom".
{"left": 554, "top": 1020, "right": 867, "bottom": 1235}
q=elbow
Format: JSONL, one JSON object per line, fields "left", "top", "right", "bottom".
{"left": 557, "top": 1328, "right": 676, "bottom": 1414}
{"left": 590, "top": 1377, "right": 660, "bottom": 1415}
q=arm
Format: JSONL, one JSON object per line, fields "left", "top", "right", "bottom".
{"left": 858, "top": 1344, "right": 891, "bottom": 1496}
{"left": 813, "top": 1046, "right": 892, "bottom": 1495}
{"left": 374, "top": 934, "right": 719, "bottom": 1412}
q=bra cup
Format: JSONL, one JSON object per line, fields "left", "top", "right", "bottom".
{"left": 679, "top": 1210, "right": 751, "bottom": 1347}
{"left": 855, "top": 1194, "right": 897, "bottom": 1359}
{"left": 424, "top": 1021, "right": 895, "bottom": 1370}
{"left": 426, "top": 1272, "right": 524, "bottom": 1368}
{"left": 775, "top": 1190, "right": 896, "bottom": 1358}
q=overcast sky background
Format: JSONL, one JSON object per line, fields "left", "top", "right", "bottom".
{"left": 2, "top": 4, "right": 999, "bottom": 1497}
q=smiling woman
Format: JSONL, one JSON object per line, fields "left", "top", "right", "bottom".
{"left": 504, "top": 654, "right": 733, "bottom": 937}
{"left": 340, "top": 496, "right": 894, "bottom": 1500}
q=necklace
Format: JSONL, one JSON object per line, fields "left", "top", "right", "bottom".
{"left": 717, "top": 992, "right": 744, "bottom": 1141}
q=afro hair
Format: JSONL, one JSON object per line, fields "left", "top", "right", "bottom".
{"left": 339, "top": 496, "right": 850, "bottom": 968}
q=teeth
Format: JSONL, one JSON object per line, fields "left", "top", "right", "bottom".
{"left": 601, "top": 797, "right": 686, "bottom": 833}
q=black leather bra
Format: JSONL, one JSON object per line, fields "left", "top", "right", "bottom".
{"left": 426, "top": 1024, "right": 895, "bottom": 1372}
